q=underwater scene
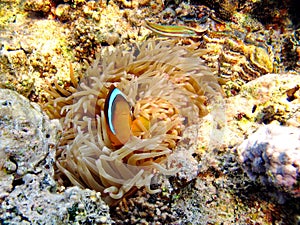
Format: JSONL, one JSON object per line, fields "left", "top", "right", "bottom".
{"left": 0, "top": 0, "right": 300, "bottom": 224}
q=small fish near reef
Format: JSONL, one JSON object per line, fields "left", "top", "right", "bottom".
{"left": 43, "top": 41, "right": 223, "bottom": 205}
{"left": 145, "top": 18, "right": 275, "bottom": 89}
{"left": 145, "top": 20, "right": 207, "bottom": 38}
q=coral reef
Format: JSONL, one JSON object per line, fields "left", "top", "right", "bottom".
{"left": 0, "top": 0, "right": 153, "bottom": 102}
{"left": 238, "top": 124, "right": 300, "bottom": 200}
{"left": 0, "top": 1, "right": 72, "bottom": 100}
{"left": 44, "top": 40, "right": 223, "bottom": 205}
{"left": 144, "top": 2, "right": 276, "bottom": 95}
{"left": 1, "top": 0, "right": 300, "bottom": 224}
{"left": 1, "top": 0, "right": 298, "bottom": 102}
{"left": 145, "top": 2, "right": 300, "bottom": 95}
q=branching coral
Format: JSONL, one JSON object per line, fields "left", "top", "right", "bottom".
{"left": 44, "top": 40, "right": 222, "bottom": 205}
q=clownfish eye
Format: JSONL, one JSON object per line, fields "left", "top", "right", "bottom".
{"left": 104, "top": 86, "right": 132, "bottom": 148}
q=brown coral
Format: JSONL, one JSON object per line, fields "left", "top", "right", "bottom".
{"left": 44, "top": 41, "right": 222, "bottom": 205}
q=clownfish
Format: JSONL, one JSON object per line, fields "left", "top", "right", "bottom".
{"left": 104, "top": 86, "right": 151, "bottom": 148}
{"left": 104, "top": 86, "right": 132, "bottom": 148}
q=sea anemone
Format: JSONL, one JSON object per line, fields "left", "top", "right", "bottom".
{"left": 44, "top": 40, "right": 222, "bottom": 205}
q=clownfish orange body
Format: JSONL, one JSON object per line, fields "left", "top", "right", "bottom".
{"left": 104, "top": 86, "right": 132, "bottom": 148}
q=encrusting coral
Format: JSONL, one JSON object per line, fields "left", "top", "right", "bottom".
{"left": 43, "top": 40, "right": 222, "bottom": 205}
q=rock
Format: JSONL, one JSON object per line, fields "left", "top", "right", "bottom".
{"left": 0, "top": 49, "right": 32, "bottom": 96}
{"left": 223, "top": 73, "right": 300, "bottom": 148}
{"left": 238, "top": 124, "right": 300, "bottom": 199}
{"left": 24, "top": 0, "right": 52, "bottom": 14}
{"left": 0, "top": 88, "right": 57, "bottom": 176}
{"left": 0, "top": 89, "right": 112, "bottom": 224}
{"left": 55, "top": 4, "right": 71, "bottom": 21}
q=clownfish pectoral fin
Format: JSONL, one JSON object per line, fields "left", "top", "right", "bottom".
{"left": 104, "top": 86, "right": 132, "bottom": 147}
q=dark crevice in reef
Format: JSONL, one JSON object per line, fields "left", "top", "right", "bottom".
{"left": 11, "top": 177, "right": 25, "bottom": 191}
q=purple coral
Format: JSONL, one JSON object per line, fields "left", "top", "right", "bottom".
{"left": 238, "top": 124, "right": 300, "bottom": 198}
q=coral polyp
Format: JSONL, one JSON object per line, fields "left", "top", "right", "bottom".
{"left": 44, "top": 41, "right": 222, "bottom": 205}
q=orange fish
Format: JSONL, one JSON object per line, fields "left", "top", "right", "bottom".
{"left": 104, "top": 86, "right": 132, "bottom": 147}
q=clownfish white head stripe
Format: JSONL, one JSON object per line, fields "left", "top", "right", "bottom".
{"left": 107, "top": 88, "right": 128, "bottom": 134}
